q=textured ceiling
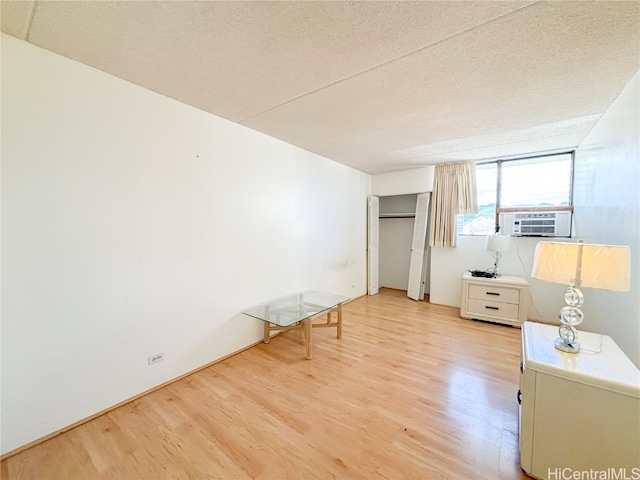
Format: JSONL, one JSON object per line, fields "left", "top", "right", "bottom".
{"left": 2, "top": 1, "right": 639, "bottom": 174}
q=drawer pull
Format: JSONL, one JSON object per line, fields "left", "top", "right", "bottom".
{"left": 520, "top": 361, "right": 524, "bottom": 374}
{"left": 517, "top": 390, "right": 522, "bottom": 405}
{"left": 485, "top": 306, "right": 499, "bottom": 310}
{"left": 486, "top": 291, "right": 500, "bottom": 296}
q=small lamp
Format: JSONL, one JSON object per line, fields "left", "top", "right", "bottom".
{"left": 486, "top": 234, "right": 511, "bottom": 277}
{"left": 531, "top": 240, "right": 630, "bottom": 353}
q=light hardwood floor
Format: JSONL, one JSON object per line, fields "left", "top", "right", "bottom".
{"left": 1, "top": 288, "right": 531, "bottom": 480}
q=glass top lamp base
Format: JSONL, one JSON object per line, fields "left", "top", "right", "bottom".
{"left": 555, "top": 338, "right": 580, "bottom": 354}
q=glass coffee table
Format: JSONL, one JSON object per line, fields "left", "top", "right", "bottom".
{"left": 243, "top": 291, "right": 350, "bottom": 360}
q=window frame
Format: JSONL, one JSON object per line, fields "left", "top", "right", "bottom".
{"left": 462, "top": 151, "right": 575, "bottom": 236}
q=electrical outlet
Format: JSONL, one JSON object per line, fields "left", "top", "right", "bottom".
{"left": 147, "top": 353, "right": 164, "bottom": 365}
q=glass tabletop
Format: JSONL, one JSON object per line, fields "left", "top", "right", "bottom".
{"left": 243, "top": 290, "right": 350, "bottom": 327}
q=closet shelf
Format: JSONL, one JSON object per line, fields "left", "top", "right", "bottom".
{"left": 379, "top": 213, "right": 416, "bottom": 218}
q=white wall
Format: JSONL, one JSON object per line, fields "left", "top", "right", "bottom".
{"left": 571, "top": 71, "right": 640, "bottom": 366}
{"left": 0, "top": 34, "right": 370, "bottom": 455}
{"left": 371, "top": 167, "right": 434, "bottom": 196}
{"left": 430, "top": 72, "right": 640, "bottom": 366}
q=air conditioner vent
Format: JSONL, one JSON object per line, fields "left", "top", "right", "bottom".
{"left": 499, "top": 211, "right": 572, "bottom": 237}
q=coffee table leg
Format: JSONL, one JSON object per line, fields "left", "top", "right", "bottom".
{"left": 305, "top": 319, "right": 312, "bottom": 360}
{"left": 264, "top": 322, "right": 270, "bottom": 344}
{"left": 337, "top": 305, "right": 343, "bottom": 339}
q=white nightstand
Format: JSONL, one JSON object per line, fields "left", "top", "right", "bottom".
{"left": 460, "top": 272, "right": 529, "bottom": 327}
{"left": 519, "top": 321, "right": 640, "bottom": 479}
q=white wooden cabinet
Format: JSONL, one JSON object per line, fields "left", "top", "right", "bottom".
{"left": 519, "top": 321, "right": 640, "bottom": 480}
{"left": 460, "top": 272, "right": 529, "bottom": 327}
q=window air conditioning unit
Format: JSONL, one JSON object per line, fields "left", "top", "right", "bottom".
{"left": 499, "top": 211, "right": 572, "bottom": 237}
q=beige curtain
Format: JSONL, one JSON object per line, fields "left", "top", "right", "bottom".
{"left": 429, "top": 161, "right": 478, "bottom": 247}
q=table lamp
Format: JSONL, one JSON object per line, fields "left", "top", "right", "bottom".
{"left": 486, "top": 234, "right": 511, "bottom": 277}
{"left": 531, "top": 240, "right": 630, "bottom": 353}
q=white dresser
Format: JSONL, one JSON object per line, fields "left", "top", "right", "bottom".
{"left": 519, "top": 321, "right": 640, "bottom": 480}
{"left": 460, "top": 272, "right": 529, "bottom": 327}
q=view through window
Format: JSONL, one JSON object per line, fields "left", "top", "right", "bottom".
{"left": 459, "top": 152, "right": 574, "bottom": 236}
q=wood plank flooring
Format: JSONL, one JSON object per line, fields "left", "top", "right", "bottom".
{"left": 1, "top": 288, "right": 531, "bottom": 479}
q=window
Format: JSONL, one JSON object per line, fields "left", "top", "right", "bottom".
{"left": 458, "top": 152, "right": 574, "bottom": 236}
{"left": 459, "top": 163, "right": 497, "bottom": 235}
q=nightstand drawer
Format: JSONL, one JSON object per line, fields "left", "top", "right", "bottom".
{"left": 467, "top": 298, "right": 520, "bottom": 320}
{"left": 468, "top": 284, "right": 520, "bottom": 304}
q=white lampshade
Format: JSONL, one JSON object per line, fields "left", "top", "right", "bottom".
{"left": 531, "top": 241, "right": 630, "bottom": 291}
{"left": 486, "top": 234, "right": 511, "bottom": 252}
